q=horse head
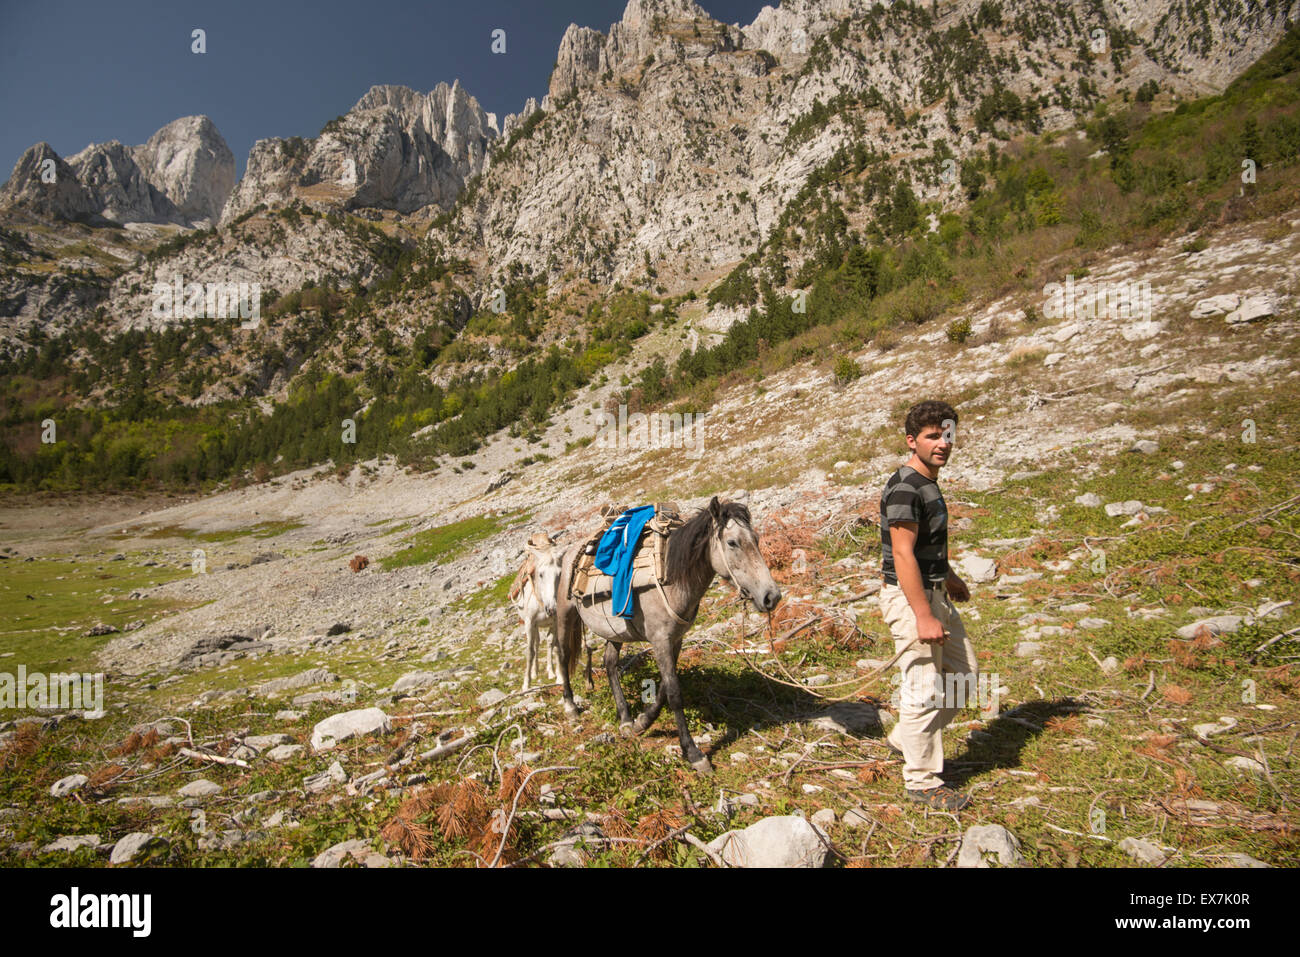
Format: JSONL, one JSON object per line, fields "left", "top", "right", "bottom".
{"left": 705, "top": 497, "right": 782, "bottom": 614}
{"left": 525, "top": 536, "right": 563, "bottom": 618}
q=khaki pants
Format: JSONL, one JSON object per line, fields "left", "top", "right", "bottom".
{"left": 879, "top": 581, "right": 978, "bottom": 791}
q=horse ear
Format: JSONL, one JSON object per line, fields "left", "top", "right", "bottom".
{"left": 708, "top": 496, "right": 721, "bottom": 520}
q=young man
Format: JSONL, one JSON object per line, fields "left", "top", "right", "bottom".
{"left": 878, "top": 400, "right": 977, "bottom": 811}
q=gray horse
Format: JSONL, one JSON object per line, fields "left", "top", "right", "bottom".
{"left": 554, "top": 498, "right": 781, "bottom": 773}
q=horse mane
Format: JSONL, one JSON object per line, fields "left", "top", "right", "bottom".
{"left": 665, "top": 500, "right": 752, "bottom": 585}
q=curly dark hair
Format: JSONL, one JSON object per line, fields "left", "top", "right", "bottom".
{"left": 904, "top": 400, "right": 958, "bottom": 440}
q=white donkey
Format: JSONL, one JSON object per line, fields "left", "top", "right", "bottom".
{"left": 511, "top": 533, "right": 565, "bottom": 691}
{"left": 511, "top": 531, "right": 596, "bottom": 691}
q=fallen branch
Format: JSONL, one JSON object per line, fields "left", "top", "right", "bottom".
{"left": 178, "top": 747, "right": 250, "bottom": 768}
{"left": 683, "top": 832, "right": 729, "bottom": 868}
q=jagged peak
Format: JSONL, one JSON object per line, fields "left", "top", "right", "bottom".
{"left": 618, "top": 0, "right": 712, "bottom": 32}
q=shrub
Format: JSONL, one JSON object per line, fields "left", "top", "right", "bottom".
{"left": 833, "top": 355, "right": 862, "bottom": 384}
{"left": 946, "top": 317, "right": 973, "bottom": 343}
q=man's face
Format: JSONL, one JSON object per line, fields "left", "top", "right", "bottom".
{"left": 907, "top": 422, "right": 953, "bottom": 469}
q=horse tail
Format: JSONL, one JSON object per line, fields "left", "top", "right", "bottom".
{"left": 564, "top": 612, "right": 586, "bottom": 679}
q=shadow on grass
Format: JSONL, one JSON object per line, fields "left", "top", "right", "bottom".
{"left": 942, "top": 697, "right": 1091, "bottom": 788}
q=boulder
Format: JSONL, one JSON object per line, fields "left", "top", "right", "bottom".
{"left": 955, "top": 824, "right": 1024, "bottom": 867}
{"left": 310, "top": 707, "right": 391, "bottom": 751}
{"left": 706, "top": 814, "right": 830, "bottom": 868}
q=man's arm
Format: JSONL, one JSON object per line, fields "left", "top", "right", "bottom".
{"left": 945, "top": 569, "right": 970, "bottom": 601}
{"left": 889, "top": 522, "right": 947, "bottom": 644}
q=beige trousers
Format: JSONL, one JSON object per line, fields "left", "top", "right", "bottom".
{"left": 879, "top": 581, "right": 978, "bottom": 791}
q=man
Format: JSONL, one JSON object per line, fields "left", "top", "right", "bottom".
{"left": 878, "top": 400, "right": 977, "bottom": 811}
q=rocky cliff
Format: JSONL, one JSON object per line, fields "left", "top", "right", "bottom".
{"left": 219, "top": 79, "right": 499, "bottom": 223}
{"left": 0, "top": 115, "right": 234, "bottom": 228}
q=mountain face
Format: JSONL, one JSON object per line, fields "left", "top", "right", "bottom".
{"left": 2, "top": 0, "right": 1296, "bottom": 353}
{"left": 0, "top": 115, "right": 234, "bottom": 228}
{"left": 219, "top": 79, "right": 499, "bottom": 223}
{"left": 438, "top": 0, "right": 1300, "bottom": 299}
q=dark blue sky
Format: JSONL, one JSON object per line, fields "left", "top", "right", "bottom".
{"left": 0, "top": 0, "right": 776, "bottom": 180}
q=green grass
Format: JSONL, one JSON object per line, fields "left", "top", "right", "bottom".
{"left": 379, "top": 510, "right": 527, "bottom": 571}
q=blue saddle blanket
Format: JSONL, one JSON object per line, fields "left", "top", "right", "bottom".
{"left": 595, "top": 505, "right": 656, "bottom": 618}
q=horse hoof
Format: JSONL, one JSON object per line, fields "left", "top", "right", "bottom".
{"left": 690, "top": 756, "right": 714, "bottom": 775}
{"left": 633, "top": 714, "right": 652, "bottom": 734}
{"left": 562, "top": 701, "right": 579, "bottom": 716}
{"left": 618, "top": 722, "right": 635, "bottom": 737}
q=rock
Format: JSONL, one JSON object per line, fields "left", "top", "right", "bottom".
{"left": 1192, "top": 716, "right": 1237, "bottom": 738}
{"left": 811, "top": 808, "right": 836, "bottom": 829}
{"left": 1076, "top": 618, "right": 1110, "bottom": 629}
{"left": 1118, "top": 836, "right": 1170, "bottom": 866}
{"left": 1176, "top": 616, "right": 1244, "bottom": 640}
{"left": 706, "top": 815, "right": 830, "bottom": 868}
{"left": 311, "top": 708, "right": 391, "bottom": 751}
{"left": 1073, "top": 492, "right": 1103, "bottom": 507}
{"left": 1190, "top": 294, "right": 1238, "bottom": 318}
{"left": 256, "top": 668, "right": 339, "bottom": 696}
{"left": 812, "top": 702, "right": 880, "bottom": 734}
{"left": 85, "top": 623, "right": 119, "bottom": 636}
{"left": 804, "top": 674, "right": 830, "bottom": 687}
{"left": 177, "top": 779, "right": 222, "bottom": 798}
{"left": 546, "top": 821, "right": 606, "bottom": 867}
{"left": 955, "top": 824, "right": 1024, "bottom": 867}
{"left": 1225, "top": 295, "right": 1274, "bottom": 324}
{"left": 311, "top": 838, "right": 389, "bottom": 868}
{"left": 477, "top": 689, "right": 508, "bottom": 708}
{"left": 1120, "top": 321, "right": 1164, "bottom": 341}
{"left": 304, "top": 760, "right": 348, "bottom": 793}
{"left": 1043, "top": 352, "right": 1066, "bottom": 367}
{"left": 954, "top": 554, "right": 997, "bottom": 583}
{"left": 1129, "top": 440, "right": 1159, "bottom": 454}
{"left": 275, "top": 710, "right": 306, "bottom": 722}
{"left": 392, "top": 671, "right": 444, "bottom": 694}
{"left": 1098, "top": 656, "right": 1120, "bottom": 675}
{"left": 50, "top": 774, "right": 89, "bottom": 797}
{"left": 1104, "top": 500, "right": 1146, "bottom": 517}
{"left": 842, "top": 807, "right": 872, "bottom": 828}
{"left": 40, "top": 834, "right": 102, "bottom": 854}
{"left": 1225, "top": 756, "right": 1266, "bottom": 775}
{"left": 266, "top": 744, "right": 304, "bottom": 761}
{"left": 1221, "top": 852, "right": 1271, "bottom": 868}
{"left": 244, "top": 733, "right": 294, "bottom": 749}
{"left": 998, "top": 572, "right": 1043, "bottom": 585}
{"left": 1255, "top": 600, "right": 1291, "bottom": 620}
{"left": 109, "top": 832, "right": 169, "bottom": 865}
{"left": 326, "top": 622, "right": 352, "bottom": 636}
{"left": 1014, "top": 642, "right": 1043, "bottom": 657}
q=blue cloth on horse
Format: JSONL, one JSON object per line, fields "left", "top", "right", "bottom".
{"left": 595, "top": 505, "right": 656, "bottom": 618}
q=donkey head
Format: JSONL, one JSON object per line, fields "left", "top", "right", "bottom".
{"left": 706, "top": 497, "right": 782, "bottom": 614}
{"left": 525, "top": 536, "right": 563, "bottom": 618}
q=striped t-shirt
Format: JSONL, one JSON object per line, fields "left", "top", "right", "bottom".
{"left": 880, "top": 465, "right": 950, "bottom": 586}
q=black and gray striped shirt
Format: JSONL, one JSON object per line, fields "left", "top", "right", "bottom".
{"left": 880, "top": 465, "right": 950, "bottom": 586}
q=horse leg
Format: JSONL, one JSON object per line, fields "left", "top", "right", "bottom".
{"left": 632, "top": 678, "right": 666, "bottom": 734}
{"left": 545, "top": 627, "right": 558, "bottom": 681}
{"left": 650, "top": 640, "right": 711, "bottom": 774}
{"left": 585, "top": 639, "right": 596, "bottom": 691}
{"left": 522, "top": 617, "right": 538, "bottom": 691}
{"left": 604, "top": 641, "right": 634, "bottom": 732}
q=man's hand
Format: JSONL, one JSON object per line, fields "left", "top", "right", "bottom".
{"left": 916, "top": 611, "right": 948, "bottom": 644}
{"left": 946, "top": 571, "right": 970, "bottom": 602}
